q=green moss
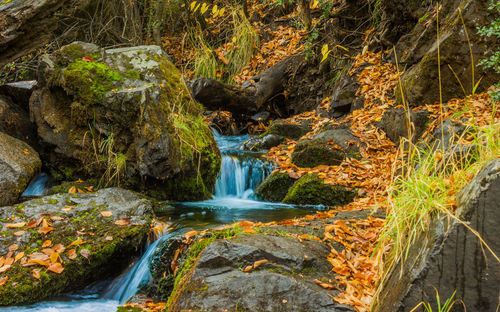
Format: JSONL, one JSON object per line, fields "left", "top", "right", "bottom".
{"left": 262, "top": 122, "right": 309, "bottom": 140}
{"left": 291, "top": 140, "right": 346, "bottom": 168}
{"left": 117, "top": 307, "right": 145, "bottom": 312}
{"left": 282, "top": 173, "right": 355, "bottom": 206}
{"left": 256, "top": 172, "right": 296, "bottom": 202}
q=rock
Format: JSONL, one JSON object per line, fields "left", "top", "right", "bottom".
{"left": 0, "top": 132, "right": 41, "bottom": 206}
{"left": 0, "top": 187, "right": 152, "bottom": 306}
{"left": 204, "top": 111, "right": 238, "bottom": 135}
{"left": 250, "top": 111, "right": 271, "bottom": 123}
{"left": 30, "top": 42, "right": 220, "bottom": 201}
{"left": 378, "top": 108, "right": 430, "bottom": 144}
{"left": 429, "top": 118, "right": 466, "bottom": 149}
{"left": 374, "top": 159, "right": 500, "bottom": 312}
{"left": 394, "top": 0, "right": 500, "bottom": 106}
{"left": 291, "top": 126, "right": 361, "bottom": 168}
{"left": 0, "top": 80, "right": 37, "bottom": 110}
{"left": 0, "top": 94, "right": 38, "bottom": 146}
{"left": 255, "top": 171, "right": 296, "bottom": 202}
{"left": 264, "top": 120, "right": 312, "bottom": 140}
{"left": 282, "top": 174, "right": 355, "bottom": 206}
{"left": 243, "top": 134, "right": 285, "bottom": 151}
{"left": 324, "top": 67, "right": 364, "bottom": 118}
{"left": 170, "top": 234, "right": 354, "bottom": 312}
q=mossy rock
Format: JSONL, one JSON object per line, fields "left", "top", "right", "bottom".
{"left": 255, "top": 172, "right": 296, "bottom": 202}
{"left": 262, "top": 120, "right": 311, "bottom": 140}
{"left": 30, "top": 42, "right": 220, "bottom": 201}
{"left": 282, "top": 173, "right": 355, "bottom": 206}
{"left": 0, "top": 188, "right": 152, "bottom": 306}
{"left": 291, "top": 140, "right": 346, "bottom": 168}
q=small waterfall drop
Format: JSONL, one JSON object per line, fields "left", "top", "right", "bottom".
{"left": 22, "top": 173, "right": 50, "bottom": 197}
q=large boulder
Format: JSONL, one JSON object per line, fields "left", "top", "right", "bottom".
{"left": 30, "top": 42, "right": 220, "bottom": 201}
{"left": 378, "top": 108, "right": 430, "bottom": 144}
{"left": 0, "top": 131, "right": 41, "bottom": 206}
{"left": 394, "top": 0, "right": 500, "bottom": 106}
{"left": 374, "top": 158, "right": 500, "bottom": 312}
{"left": 282, "top": 173, "right": 355, "bottom": 206}
{"left": 0, "top": 188, "right": 152, "bottom": 306}
{"left": 168, "top": 233, "right": 354, "bottom": 312}
{"left": 291, "top": 126, "right": 361, "bottom": 168}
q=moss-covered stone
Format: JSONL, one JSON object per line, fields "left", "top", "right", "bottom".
{"left": 0, "top": 188, "right": 152, "bottom": 306}
{"left": 31, "top": 43, "right": 221, "bottom": 201}
{"left": 291, "top": 140, "right": 346, "bottom": 168}
{"left": 255, "top": 172, "right": 296, "bottom": 202}
{"left": 262, "top": 121, "right": 311, "bottom": 140}
{"left": 282, "top": 173, "right": 355, "bottom": 206}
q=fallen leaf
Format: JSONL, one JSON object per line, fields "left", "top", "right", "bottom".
{"left": 6, "top": 222, "right": 26, "bottom": 229}
{"left": 0, "top": 277, "right": 8, "bottom": 286}
{"left": 50, "top": 252, "right": 60, "bottom": 263}
{"left": 0, "top": 265, "right": 11, "bottom": 273}
{"left": 25, "top": 220, "right": 38, "bottom": 229}
{"left": 114, "top": 219, "right": 130, "bottom": 226}
{"left": 32, "top": 269, "right": 41, "bottom": 279}
{"left": 47, "top": 262, "right": 64, "bottom": 274}
{"left": 80, "top": 249, "right": 91, "bottom": 259}
{"left": 68, "top": 186, "right": 77, "bottom": 194}
{"left": 38, "top": 227, "right": 54, "bottom": 234}
{"left": 243, "top": 265, "right": 253, "bottom": 272}
{"left": 14, "top": 230, "right": 25, "bottom": 236}
{"left": 49, "top": 216, "right": 64, "bottom": 221}
{"left": 100, "top": 211, "right": 113, "bottom": 217}
{"left": 53, "top": 244, "right": 66, "bottom": 253}
{"left": 67, "top": 249, "right": 77, "bottom": 260}
{"left": 62, "top": 206, "right": 73, "bottom": 212}
{"left": 105, "top": 236, "right": 113, "bottom": 241}
{"left": 184, "top": 230, "right": 198, "bottom": 239}
{"left": 42, "top": 240, "right": 52, "bottom": 248}
{"left": 68, "top": 238, "right": 85, "bottom": 247}
{"left": 253, "top": 259, "right": 268, "bottom": 269}
{"left": 8, "top": 244, "right": 19, "bottom": 252}
{"left": 4, "top": 258, "right": 13, "bottom": 266}
{"left": 314, "top": 279, "right": 337, "bottom": 290}
{"left": 14, "top": 252, "right": 24, "bottom": 262}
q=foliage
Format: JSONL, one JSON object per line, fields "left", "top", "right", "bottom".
{"left": 477, "top": 0, "right": 500, "bottom": 101}
{"left": 410, "top": 290, "right": 458, "bottom": 312}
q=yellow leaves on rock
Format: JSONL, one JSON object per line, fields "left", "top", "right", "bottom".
{"left": 6, "top": 222, "right": 26, "bottom": 229}
{"left": 100, "top": 211, "right": 113, "bottom": 217}
{"left": 47, "top": 263, "right": 64, "bottom": 274}
{"left": 38, "top": 227, "right": 55, "bottom": 234}
{"left": 114, "top": 218, "right": 131, "bottom": 226}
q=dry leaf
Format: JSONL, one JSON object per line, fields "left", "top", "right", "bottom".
{"left": 38, "top": 227, "right": 54, "bottom": 234}
{"left": 0, "top": 265, "right": 11, "bottom": 273}
{"left": 314, "top": 279, "right": 337, "bottom": 290}
{"left": 53, "top": 244, "right": 66, "bottom": 253}
{"left": 14, "top": 230, "right": 25, "bottom": 236}
{"left": 243, "top": 265, "right": 253, "bottom": 272}
{"left": 47, "top": 262, "right": 64, "bottom": 274}
{"left": 80, "top": 249, "right": 91, "bottom": 259}
{"left": 6, "top": 222, "right": 25, "bottom": 229}
{"left": 49, "top": 216, "right": 64, "bottom": 221}
{"left": 67, "top": 249, "right": 77, "bottom": 260}
{"left": 114, "top": 219, "right": 130, "bottom": 226}
{"left": 253, "top": 259, "right": 268, "bottom": 269}
{"left": 32, "top": 269, "right": 41, "bottom": 279}
{"left": 68, "top": 238, "right": 84, "bottom": 247}
{"left": 100, "top": 211, "right": 113, "bottom": 217}
{"left": 8, "top": 244, "right": 19, "bottom": 252}
{"left": 0, "top": 277, "right": 8, "bottom": 286}
{"left": 4, "top": 258, "right": 13, "bottom": 266}
{"left": 50, "top": 252, "right": 60, "bottom": 264}
{"left": 42, "top": 240, "right": 52, "bottom": 248}
{"left": 105, "top": 236, "right": 113, "bottom": 241}
{"left": 14, "top": 252, "right": 24, "bottom": 262}
{"left": 68, "top": 186, "right": 77, "bottom": 194}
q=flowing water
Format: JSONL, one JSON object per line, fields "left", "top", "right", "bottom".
{"left": 2, "top": 133, "right": 322, "bottom": 311}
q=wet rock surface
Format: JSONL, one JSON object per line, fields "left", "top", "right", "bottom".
{"left": 171, "top": 234, "right": 354, "bottom": 312}
{"left": 0, "top": 188, "right": 152, "bottom": 306}
{"left": 375, "top": 159, "right": 500, "bottom": 312}
{"left": 0, "top": 131, "right": 41, "bottom": 206}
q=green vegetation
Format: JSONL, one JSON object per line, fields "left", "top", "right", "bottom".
{"left": 478, "top": 0, "right": 500, "bottom": 100}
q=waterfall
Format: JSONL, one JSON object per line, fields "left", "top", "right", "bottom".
{"left": 22, "top": 173, "right": 50, "bottom": 197}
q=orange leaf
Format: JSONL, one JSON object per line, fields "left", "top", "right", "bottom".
{"left": 184, "top": 230, "right": 198, "bottom": 240}
{"left": 0, "top": 277, "right": 8, "bottom": 286}
{"left": 114, "top": 218, "right": 130, "bottom": 226}
{"left": 243, "top": 265, "right": 253, "bottom": 272}
{"left": 14, "top": 230, "right": 25, "bottom": 236}
{"left": 47, "top": 262, "right": 64, "bottom": 274}
{"left": 53, "top": 244, "right": 66, "bottom": 253}
{"left": 38, "top": 227, "right": 54, "bottom": 234}
{"left": 42, "top": 240, "right": 52, "bottom": 248}
{"left": 32, "top": 269, "right": 41, "bottom": 279}
{"left": 253, "top": 259, "right": 268, "bottom": 269}
{"left": 14, "top": 252, "right": 24, "bottom": 263}
{"left": 68, "top": 186, "right": 77, "bottom": 194}
{"left": 8, "top": 244, "right": 19, "bottom": 252}
{"left": 50, "top": 252, "right": 60, "bottom": 264}
{"left": 0, "top": 265, "right": 11, "bottom": 273}
{"left": 67, "top": 249, "right": 77, "bottom": 260}
{"left": 68, "top": 238, "right": 85, "bottom": 247}
{"left": 314, "top": 279, "right": 337, "bottom": 290}
{"left": 4, "top": 258, "right": 13, "bottom": 266}
{"left": 6, "top": 222, "right": 25, "bottom": 229}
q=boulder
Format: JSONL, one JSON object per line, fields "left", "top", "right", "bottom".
{"left": 0, "top": 131, "right": 41, "bottom": 206}
{"left": 394, "top": 0, "right": 500, "bottom": 106}
{"left": 378, "top": 108, "right": 430, "bottom": 144}
{"left": 291, "top": 126, "right": 361, "bottom": 168}
{"left": 169, "top": 234, "right": 354, "bottom": 312}
{"left": 255, "top": 171, "right": 296, "bottom": 202}
{"left": 29, "top": 42, "right": 220, "bottom": 201}
{"left": 374, "top": 158, "right": 500, "bottom": 312}
{"left": 282, "top": 173, "right": 356, "bottom": 206}
{"left": 264, "top": 120, "right": 312, "bottom": 140}
{"left": 0, "top": 94, "right": 38, "bottom": 146}
{"left": 243, "top": 134, "right": 285, "bottom": 151}
{"left": 0, "top": 187, "right": 152, "bottom": 306}
{"left": 428, "top": 118, "right": 466, "bottom": 149}
{"left": 0, "top": 80, "right": 37, "bottom": 110}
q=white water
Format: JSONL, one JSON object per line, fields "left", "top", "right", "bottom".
{"left": 4, "top": 133, "right": 320, "bottom": 311}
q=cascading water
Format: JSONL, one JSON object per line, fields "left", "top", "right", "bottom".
{"left": 4, "top": 132, "right": 319, "bottom": 312}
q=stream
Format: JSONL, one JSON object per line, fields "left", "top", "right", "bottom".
{"left": 3, "top": 132, "right": 323, "bottom": 312}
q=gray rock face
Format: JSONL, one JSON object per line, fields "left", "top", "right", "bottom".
{"left": 0, "top": 187, "right": 152, "bottom": 305}
{"left": 0, "top": 94, "right": 37, "bottom": 146}
{"left": 429, "top": 119, "right": 466, "bottom": 149}
{"left": 378, "top": 108, "right": 429, "bottom": 144}
{"left": 29, "top": 41, "right": 220, "bottom": 201}
{"left": 244, "top": 134, "right": 285, "bottom": 151}
{"left": 374, "top": 159, "right": 500, "bottom": 312}
{"left": 0, "top": 131, "right": 41, "bottom": 206}
{"left": 173, "top": 234, "right": 354, "bottom": 312}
